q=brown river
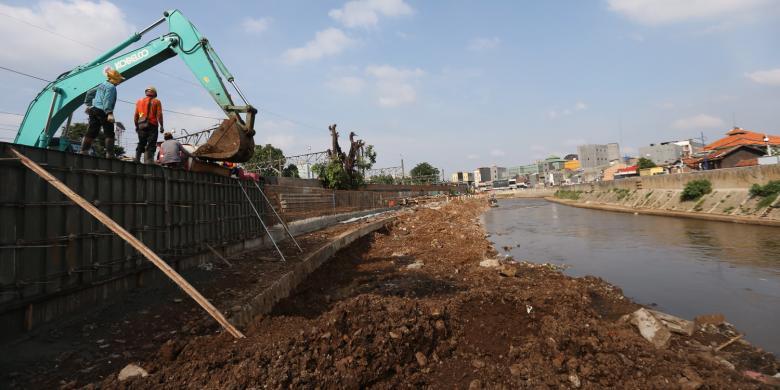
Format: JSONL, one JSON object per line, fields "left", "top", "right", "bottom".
{"left": 483, "top": 198, "right": 780, "bottom": 355}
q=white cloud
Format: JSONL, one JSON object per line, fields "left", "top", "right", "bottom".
{"left": 326, "top": 76, "right": 366, "bottom": 94}
{"left": 745, "top": 68, "right": 780, "bottom": 86}
{"left": 164, "top": 106, "right": 225, "bottom": 134}
{"left": 0, "top": 0, "right": 134, "bottom": 75}
{"left": 365, "top": 65, "right": 424, "bottom": 107}
{"left": 242, "top": 17, "right": 272, "bottom": 34}
{"left": 256, "top": 119, "right": 297, "bottom": 150}
{"left": 672, "top": 114, "right": 725, "bottom": 130}
{"left": 607, "top": 0, "right": 771, "bottom": 25}
{"left": 547, "top": 101, "right": 587, "bottom": 120}
{"left": 467, "top": 37, "right": 501, "bottom": 51}
{"left": 490, "top": 149, "right": 505, "bottom": 157}
{"left": 283, "top": 28, "right": 356, "bottom": 64}
{"left": 329, "top": 0, "right": 413, "bottom": 28}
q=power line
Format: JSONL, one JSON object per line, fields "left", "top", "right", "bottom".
{"left": 0, "top": 65, "right": 50, "bottom": 83}
{"left": 0, "top": 12, "right": 329, "bottom": 133}
{"left": 0, "top": 110, "right": 24, "bottom": 117}
{"left": 0, "top": 65, "right": 225, "bottom": 121}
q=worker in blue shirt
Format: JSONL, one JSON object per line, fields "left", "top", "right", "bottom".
{"left": 83, "top": 68, "right": 123, "bottom": 157}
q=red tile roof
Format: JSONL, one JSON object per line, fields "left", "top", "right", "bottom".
{"left": 616, "top": 165, "right": 637, "bottom": 174}
{"left": 705, "top": 128, "right": 780, "bottom": 151}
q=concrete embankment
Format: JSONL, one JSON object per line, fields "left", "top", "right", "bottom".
{"left": 552, "top": 164, "right": 780, "bottom": 226}
{"left": 494, "top": 188, "right": 555, "bottom": 198}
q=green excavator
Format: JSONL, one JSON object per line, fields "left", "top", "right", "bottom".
{"left": 13, "top": 9, "right": 256, "bottom": 162}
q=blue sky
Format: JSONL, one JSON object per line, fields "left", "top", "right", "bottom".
{"left": 0, "top": 0, "right": 779, "bottom": 174}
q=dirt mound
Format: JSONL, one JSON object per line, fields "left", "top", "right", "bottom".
{"left": 99, "top": 198, "right": 776, "bottom": 389}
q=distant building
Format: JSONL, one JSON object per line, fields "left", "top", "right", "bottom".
{"left": 639, "top": 166, "right": 665, "bottom": 176}
{"left": 564, "top": 160, "right": 581, "bottom": 170}
{"left": 578, "top": 144, "right": 613, "bottom": 169}
{"left": 684, "top": 128, "right": 780, "bottom": 170}
{"left": 607, "top": 143, "right": 621, "bottom": 162}
{"left": 614, "top": 165, "right": 639, "bottom": 179}
{"left": 474, "top": 167, "right": 491, "bottom": 183}
{"left": 673, "top": 139, "right": 704, "bottom": 158}
{"left": 451, "top": 171, "right": 474, "bottom": 184}
{"left": 602, "top": 163, "right": 628, "bottom": 181}
{"left": 491, "top": 165, "right": 508, "bottom": 181}
{"left": 639, "top": 143, "right": 684, "bottom": 166}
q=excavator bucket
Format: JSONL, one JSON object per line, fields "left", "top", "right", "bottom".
{"left": 193, "top": 117, "right": 255, "bottom": 162}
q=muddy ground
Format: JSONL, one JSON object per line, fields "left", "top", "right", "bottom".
{"left": 4, "top": 198, "right": 779, "bottom": 388}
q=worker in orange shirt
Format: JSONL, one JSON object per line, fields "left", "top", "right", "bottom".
{"left": 133, "top": 86, "right": 164, "bottom": 163}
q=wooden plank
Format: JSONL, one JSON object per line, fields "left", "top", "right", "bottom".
{"left": 8, "top": 147, "right": 245, "bottom": 339}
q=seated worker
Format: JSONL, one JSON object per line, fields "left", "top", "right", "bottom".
{"left": 159, "top": 132, "right": 191, "bottom": 169}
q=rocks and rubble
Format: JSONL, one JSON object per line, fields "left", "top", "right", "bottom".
{"left": 20, "top": 198, "right": 777, "bottom": 389}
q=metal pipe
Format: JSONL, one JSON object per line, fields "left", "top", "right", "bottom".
{"left": 138, "top": 16, "right": 167, "bottom": 36}
{"left": 252, "top": 181, "right": 302, "bottom": 253}
{"left": 229, "top": 80, "right": 249, "bottom": 105}
{"left": 39, "top": 88, "right": 60, "bottom": 147}
{"left": 62, "top": 113, "right": 73, "bottom": 139}
{"left": 238, "top": 181, "right": 286, "bottom": 262}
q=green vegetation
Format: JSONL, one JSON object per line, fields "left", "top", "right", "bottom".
{"left": 247, "top": 144, "right": 299, "bottom": 178}
{"left": 749, "top": 180, "right": 780, "bottom": 209}
{"left": 693, "top": 199, "right": 705, "bottom": 212}
{"left": 368, "top": 174, "right": 396, "bottom": 184}
{"left": 611, "top": 187, "right": 631, "bottom": 200}
{"left": 409, "top": 162, "right": 440, "bottom": 184}
{"left": 644, "top": 191, "right": 653, "bottom": 199}
{"left": 554, "top": 189, "right": 582, "bottom": 200}
{"left": 723, "top": 206, "right": 735, "bottom": 214}
{"left": 680, "top": 179, "right": 712, "bottom": 201}
{"left": 637, "top": 157, "right": 657, "bottom": 169}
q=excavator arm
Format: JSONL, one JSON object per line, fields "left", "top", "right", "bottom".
{"left": 13, "top": 9, "right": 256, "bottom": 162}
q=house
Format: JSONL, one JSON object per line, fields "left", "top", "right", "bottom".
{"left": 613, "top": 165, "right": 638, "bottom": 179}
{"left": 639, "top": 166, "right": 665, "bottom": 176}
{"left": 684, "top": 128, "right": 780, "bottom": 169}
{"left": 602, "top": 163, "right": 627, "bottom": 181}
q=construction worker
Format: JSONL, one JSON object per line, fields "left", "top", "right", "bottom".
{"left": 82, "top": 68, "right": 123, "bottom": 157}
{"left": 159, "top": 132, "right": 191, "bottom": 169}
{"left": 133, "top": 86, "right": 164, "bottom": 163}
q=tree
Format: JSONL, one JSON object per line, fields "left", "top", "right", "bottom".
{"left": 637, "top": 157, "right": 657, "bottom": 169}
{"left": 369, "top": 174, "right": 396, "bottom": 184}
{"left": 409, "top": 162, "right": 440, "bottom": 184}
{"left": 315, "top": 124, "right": 376, "bottom": 189}
{"left": 282, "top": 163, "right": 300, "bottom": 178}
{"left": 246, "top": 143, "right": 297, "bottom": 177}
{"left": 64, "top": 122, "right": 126, "bottom": 157}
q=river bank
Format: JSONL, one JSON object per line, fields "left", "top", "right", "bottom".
{"left": 104, "top": 198, "right": 778, "bottom": 388}
{"left": 7, "top": 199, "right": 777, "bottom": 388}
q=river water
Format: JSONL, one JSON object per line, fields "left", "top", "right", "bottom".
{"left": 483, "top": 198, "right": 780, "bottom": 355}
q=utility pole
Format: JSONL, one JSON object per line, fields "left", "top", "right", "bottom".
{"left": 400, "top": 155, "right": 405, "bottom": 183}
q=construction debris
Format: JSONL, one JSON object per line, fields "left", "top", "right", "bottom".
{"left": 117, "top": 364, "right": 148, "bottom": 381}
{"left": 626, "top": 308, "right": 672, "bottom": 348}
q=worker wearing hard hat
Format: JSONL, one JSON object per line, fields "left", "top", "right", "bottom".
{"left": 82, "top": 68, "right": 123, "bottom": 158}
{"left": 133, "top": 86, "right": 164, "bottom": 164}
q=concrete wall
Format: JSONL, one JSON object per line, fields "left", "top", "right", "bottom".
{"left": 557, "top": 163, "right": 780, "bottom": 223}
{"left": 570, "top": 163, "right": 780, "bottom": 192}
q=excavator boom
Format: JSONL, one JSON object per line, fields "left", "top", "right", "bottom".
{"left": 13, "top": 9, "right": 256, "bottom": 162}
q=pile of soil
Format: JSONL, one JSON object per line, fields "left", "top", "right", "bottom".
{"left": 98, "top": 198, "right": 777, "bottom": 388}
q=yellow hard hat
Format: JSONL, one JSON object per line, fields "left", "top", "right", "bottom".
{"left": 106, "top": 68, "right": 124, "bottom": 83}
